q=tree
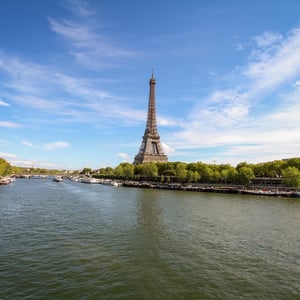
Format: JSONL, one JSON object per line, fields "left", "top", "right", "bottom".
{"left": 236, "top": 161, "right": 248, "bottom": 172}
{"left": 201, "top": 165, "right": 214, "bottom": 183}
{"left": 227, "top": 167, "right": 238, "bottom": 183}
{"left": 194, "top": 171, "right": 201, "bottom": 182}
{"left": 186, "top": 170, "right": 194, "bottom": 183}
{"left": 220, "top": 169, "right": 230, "bottom": 183}
{"left": 0, "top": 158, "right": 11, "bottom": 176}
{"left": 113, "top": 163, "right": 133, "bottom": 178}
{"left": 113, "top": 165, "right": 124, "bottom": 177}
{"left": 122, "top": 163, "right": 134, "bottom": 178}
{"left": 282, "top": 166, "right": 300, "bottom": 187}
{"left": 176, "top": 162, "right": 187, "bottom": 182}
{"left": 81, "top": 167, "right": 92, "bottom": 175}
{"left": 286, "top": 158, "right": 300, "bottom": 170}
{"left": 212, "top": 170, "right": 220, "bottom": 182}
{"left": 237, "top": 166, "right": 255, "bottom": 185}
{"left": 140, "top": 162, "right": 158, "bottom": 177}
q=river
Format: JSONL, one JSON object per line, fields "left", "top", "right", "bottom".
{"left": 1, "top": 178, "right": 299, "bottom": 299}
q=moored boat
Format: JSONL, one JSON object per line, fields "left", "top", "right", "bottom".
{"left": 53, "top": 176, "right": 63, "bottom": 182}
{"left": 290, "top": 191, "right": 300, "bottom": 198}
{"left": 0, "top": 177, "right": 11, "bottom": 185}
{"left": 80, "top": 177, "right": 100, "bottom": 184}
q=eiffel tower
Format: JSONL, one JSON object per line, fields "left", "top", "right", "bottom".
{"left": 133, "top": 72, "right": 168, "bottom": 164}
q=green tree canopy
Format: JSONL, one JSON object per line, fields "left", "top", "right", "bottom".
{"left": 0, "top": 158, "right": 11, "bottom": 177}
{"left": 139, "top": 162, "right": 158, "bottom": 177}
{"left": 282, "top": 166, "right": 300, "bottom": 187}
{"left": 237, "top": 166, "right": 255, "bottom": 185}
{"left": 175, "top": 162, "right": 187, "bottom": 182}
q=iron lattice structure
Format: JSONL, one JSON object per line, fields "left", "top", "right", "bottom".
{"left": 133, "top": 72, "right": 168, "bottom": 164}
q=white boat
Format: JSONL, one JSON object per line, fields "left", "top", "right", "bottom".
{"left": 80, "top": 177, "right": 100, "bottom": 184}
{"left": 53, "top": 176, "right": 63, "bottom": 182}
{"left": 0, "top": 177, "right": 11, "bottom": 185}
{"left": 102, "top": 179, "right": 122, "bottom": 187}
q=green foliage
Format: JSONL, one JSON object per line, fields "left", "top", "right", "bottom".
{"left": 5, "top": 155, "right": 300, "bottom": 186}
{"left": 81, "top": 167, "right": 92, "bottom": 175}
{"left": 140, "top": 162, "right": 158, "bottom": 177}
{"left": 282, "top": 166, "right": 300, "bottom": 187}
{"left": 237, "top": 166, "right": 255, "bottom": 185}
{"left": 0, "top": 158, "right": 11, "bottom": 176}
{"left": 113, "top": 163, "right": 134, "bottom": 178}
{"left": 286, "top": 158, "right": 300, "bottom": 169}
{"left": 176, "top": 162, "right": 187, "bottom": 182}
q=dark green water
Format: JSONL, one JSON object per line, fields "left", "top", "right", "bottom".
{"left": 1, "top": 178, "right": 300, "bottom": 299}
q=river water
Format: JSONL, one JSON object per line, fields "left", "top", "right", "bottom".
{"left": 1, "top": 178, "right": 299, "bottom": 299}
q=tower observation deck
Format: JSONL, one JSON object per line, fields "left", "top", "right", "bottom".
{"left": 133, "top": 72, "right": 168, "bottom": 164}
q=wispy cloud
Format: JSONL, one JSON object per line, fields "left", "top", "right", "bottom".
{"left": 48, "top": 5, "right": 135, "bottom": 70}
{"left": 0, "top": 152, "right": 17, "bottom": 159}
{"left": 0, "top": 52, "right": 146, "bottom": 126}
{"left": 252, "top": 31, "right": 282, "bottom": 48}
{"left": 117, "top": 153, "right": 130, "bottom": 161}
{"left": 65, "top": 0, "right": 94, "bottom": 17}
{"left": 43, "top": 141, "right": 70, "bottom": 151}
{"left": 0, "top": 99, "right": 10, "bottom": 107}
{"left": 245, "top": 28, "right": 300, "bottom": 91}
{"left": 21, "top": 140, "right": 34, "bottom": 147}
{"left": 169, "top": 26, "right": 300, "bottom": 163}
{"left": 162, "top": 143, "right": 175, "bottom": 155}
{"left": 0, "top": 121, "right": 22, "bottom": 128}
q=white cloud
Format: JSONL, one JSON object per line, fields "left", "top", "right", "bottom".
{"left": 0, "top": 152, "right": 17, "bottom": 159}
{"left": 0, "top": 99, "right": 10, "bottom": 107}
{"left": 0, "top": 52, "right": 146, "bottom": 126}
{"left": 11, "top": 159, "right": 57, "bottom": 169}
{"left": 48, "top": 14, "right": 135, "bottom": 69}
{"left": 166, "top": 26, "right": 300, "bottom": 164}
{"left": 158, "top": 116, "right": 179, "bottom": 126}
{"left": 117, "top": 153, "right": 130, "bottom": 161}
{"left": 43, "top": 141, "right": 70, "bottom": 151}
{"left": 66, "top": 0, "right": 94, "bottom": 17}
{"left": 252, "top": 31, "right": 282, "bottom": 48}
{"left": 245, "top": 28, "right": 300, "bottom": 91}
{"left": 0, "top": 121, "right": 21, "bottom": 128}
{"left": 21, "top": 140, "right": 34, "bottom": 147}
{"left": 162, "top": 143, "right": 175, "bottom": 155}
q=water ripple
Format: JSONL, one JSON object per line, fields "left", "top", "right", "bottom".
{"left": 1, "top": 179, "right": 300, "bottom": 299}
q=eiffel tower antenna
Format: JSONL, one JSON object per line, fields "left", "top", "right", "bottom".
{"left": 133, "top": 72, "right": 168, "bottom": 164}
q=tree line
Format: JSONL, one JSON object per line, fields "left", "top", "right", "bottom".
{"left": 94, "top": 158, "right": 300, "bottom": 187}
{"left": 2, "top": 157, "right": 300, "bottom": 187}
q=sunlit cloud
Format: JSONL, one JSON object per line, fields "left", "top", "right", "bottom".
{"left": 0, "top": 99, "right": 10, "bottom": 107}
{"left": 0, "top": 152, "right": 17, "bottom": 159}
{"left": 66, "top": 0, "right": 94, "bottom": 17}
{"left": 0, "top": 52, "right": 146, "bottom": 126}
{"left": 167, "top": 26, "right": 300, "bottom": 163}
{"left": 252, "top": 31, "right": 282, "bottom": 48}
{"left": 21, "top": 140, "right": 34, "bottom": 147}
{"left": 245, "top": 28, "right": 300, "bottom": 90}
{"left": 0, "top": 121, "right": 21, "bottom": 128}
{"left": 162, "top": 143, "right": 175, "bottom": 155}
{"left": 48, "top": 8, "right": 136, "bottom": 70}
{"left": 117, "top": 153, "right": 130, "bottom": 161}
{"left": 43, "top": 141, "right": 70, "bottom": 151}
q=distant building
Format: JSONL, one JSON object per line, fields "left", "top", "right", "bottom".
{"left": 133, "top": 72, "right": 168, "bottom": 164}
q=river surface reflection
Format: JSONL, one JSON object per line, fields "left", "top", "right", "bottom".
{"left": 1, "top": 178, "right": 300, "bottom": 299}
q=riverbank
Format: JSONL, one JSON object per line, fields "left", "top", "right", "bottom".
{"left": 122, "top": 180, "right": 300, "bottom": 198}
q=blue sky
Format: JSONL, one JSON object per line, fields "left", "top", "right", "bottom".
{"left": 1, "top": 0, "right": 300, "bottom": 170}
